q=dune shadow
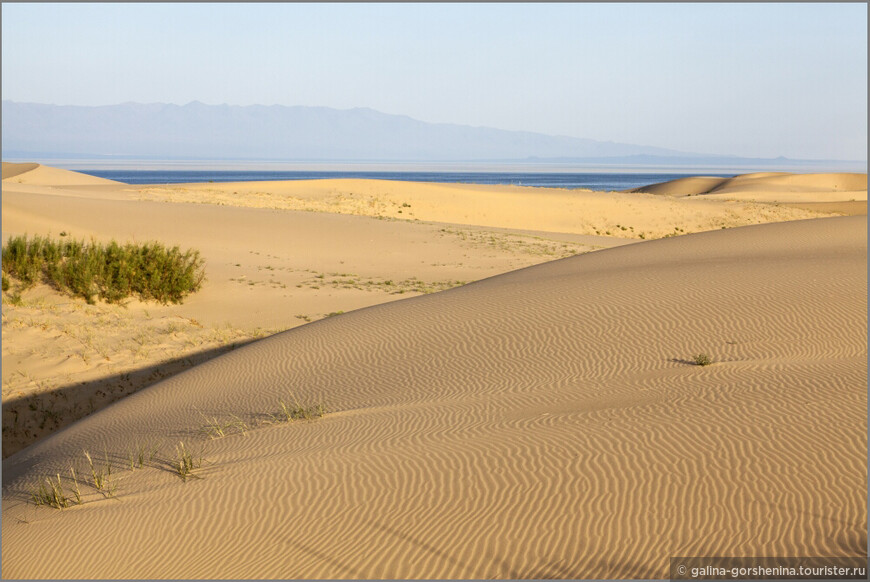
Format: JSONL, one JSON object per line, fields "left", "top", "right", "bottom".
{"left": 510, "top": 560, "right": 585, "bottom": 580}
{"left": 2, "top": 338, "right": 263, "bottom": 458}
{"left": 369, "top": 520, "right": 479, "bottom": 577}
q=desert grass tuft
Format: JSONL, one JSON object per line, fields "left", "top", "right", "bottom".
{"left": 128, "top": 440, "right": 162, "bottom": 470}
{"left": 30, "top": 473, "right": 78, "bottom": 509}
{"left": 83, "top": 449, "right": 115, "bottom": 495}
{"left": 198, "top": 412, "right": 248, "bottom": 439}
{"left": 173, "top": 442, "right": 203, "bottom": 481}
{"left": 69, "top": 467, "right": 83, "bottom": 504}
{"left": 273, "top": 392, "right": 328, "bottom": 423}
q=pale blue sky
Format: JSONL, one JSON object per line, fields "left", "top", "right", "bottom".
{"left": 2, "top": 3, "right": 866, "bottom": 160}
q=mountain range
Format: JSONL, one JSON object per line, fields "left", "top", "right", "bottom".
{"left": 2, "top": 101, "right": 863, "bottom": 169}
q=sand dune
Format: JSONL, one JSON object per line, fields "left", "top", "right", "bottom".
{"left": 1, "top": 167, "right": 620, "bottom": 456}
{"left": 622, "top": 175, "right": 731, "bottom": 196}
{"left": 627, "top": 171, "right": 867, "bottom": 205}
{"left": 1, "top": 162, "right": 39, "bottom": 180}
{"left": 2, "top": 165, "right": 866, "bottom": 578}
{"left": 709, "top": 171, "right": 868, "bottom": 193}
{"left": 779, "top": 200, "right": 868, "bottom": 216}
{"left": 2, "top": 214, "right": 865, "bottom": 579}
{"left": 1, "top": 162, "right": 122, "bottom": 186}
{"left": 129, "top": 176, "right": 831, "bottom": 239}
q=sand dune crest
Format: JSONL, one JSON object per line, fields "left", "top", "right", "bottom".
{"left": 627, "top": 171, "right": 867, "bottom": 204}
{"left": 1, "top": 162, "right": 123, "bottom": 186}
{"left": 1, "top": 162, "right": 40, "bottom": 180}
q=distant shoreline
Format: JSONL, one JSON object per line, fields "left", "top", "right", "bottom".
{"left": 2, "top": 157, "right": 866, "bottom": 175}
{"left": 56, "top": 168, "right": 741, "bottom": 191}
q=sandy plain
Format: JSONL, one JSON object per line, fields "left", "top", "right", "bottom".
{"left": 1, "top": 163, "right": 866, "bottom": 578}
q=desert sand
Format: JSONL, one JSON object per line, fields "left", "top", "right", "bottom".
{"left": 1, "top": 164, "right": 866, "bottom": 578}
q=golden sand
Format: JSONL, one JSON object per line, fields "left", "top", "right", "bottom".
{"left": 2, "top": 164, "right": 866, "bottom": 578}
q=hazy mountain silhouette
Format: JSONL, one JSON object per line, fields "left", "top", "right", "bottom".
{"left": 2, "top": 101, "right": 862, "bottom": 169}
{"left": 3, "top": 100, "right": 704, "bottom": 160}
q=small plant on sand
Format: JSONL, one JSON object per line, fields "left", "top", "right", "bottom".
{"left": 30, "top": 474, "right": 77, "bottom": 509}
{"left": 173, "top": 442, "right": 203, "bottom": 481}
{"left": 692, "top": 353, "right": 713, "bottom": 366}
{"left": 273, "top": 392, "right": 327, "bottom": 423}
{"left": 69, "top": 467, "right": 83, "bottom": 504}
{"left": 3, "top": 290, "right": 23, "bottom": 305}
{"left": 127, "top": 441, "right": 161, "bottom": 470}
{"left": 83, "top": 449, "right": 116, "bottom": 495}
{"left": 198, "top": 412, "right": 248, "bottom": 439}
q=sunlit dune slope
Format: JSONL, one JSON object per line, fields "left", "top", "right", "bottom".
{"left": 1, "top": 162, "right": 123, "bottom": 185}
{"left": 2, "top": 215, "right": 865, "bottom": 579}
{"left": 627, "top": 171, "right": 867, "bottom": 204}
{"left": 622, "top": 175, "right": 731, "bottom": 196}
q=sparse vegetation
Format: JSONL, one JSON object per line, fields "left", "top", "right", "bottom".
{"left": 30, "top": 474, "right": 76, "bottom": 509}
{"left": 692, "top": 353, "right": 713, "bottom": 366}
{"left": 295, "top": 272, "right": 467, "bottom": 296}
{"left": 198, "top": 412, "right": 248, "bottom": 439}
{"left": 83, "top": 449, "right": 115, "bottom": 495}
{"left": 69, "top": 467, "right": 83, "bottom": 504}
{"left": 128, "top": 441, "right": 161, "bottom": 469}
{"left": 273, "top": 392, "right": 328, "bottom": 423}
{"left": 1, "top": 234, "right": 205, "bottom": 304}
{"left": 173, "top": 442, "right": 203, "bottom": 481}
{"left": 26, "top": 399, "right": 329, "bottom": 507}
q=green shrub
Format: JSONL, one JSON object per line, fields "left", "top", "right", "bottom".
{"left": 1, "top": 235, "right": 205, "bottom": 304}
{"left": 692, "top": 353, "right": 713, "bottom": 366}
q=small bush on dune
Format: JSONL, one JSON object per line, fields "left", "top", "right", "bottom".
{"left": 3, "top": 235, "right": 43, "bottom": 285}
{"left": 692, "top": 353, "right": 713, "bottom": 366}
{"left": 1, "top": 234, "right": 205, "bottom": 304}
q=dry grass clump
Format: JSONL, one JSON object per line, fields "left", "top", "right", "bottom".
{"left": 273, "top": 392, "right": 328, "bottom": 423}
{"left": 173, "top": 442, "right": 204, "bottom": 481}
{"left": 127, "top": 441, "right": 162, "bottom": 470}
{"left": 30, "top": 473, "right": 78, "bottom": 509}
{"left": 29, "top": 465, "right": 87, "bottom": 509}
{"left": 198, "top": 412, "right": 248, "bottom": 439}
{"left": 2, "top": 234, "right": 205, "bottom": 304}
{"left": 83, "top": 450, "right": 116, "bottom": 496}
